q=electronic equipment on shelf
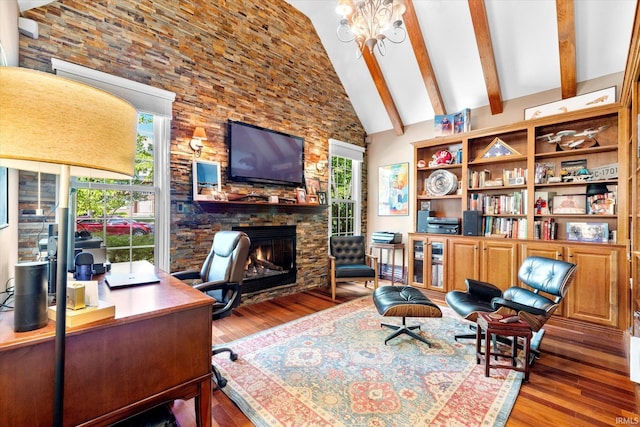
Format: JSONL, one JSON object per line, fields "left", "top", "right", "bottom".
{"left": 425, "top": 217, "right": 460, "bottom": 235}
{"left": 371, "top": 232, "right": 402, "bottom": 244}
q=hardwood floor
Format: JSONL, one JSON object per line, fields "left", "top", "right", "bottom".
{"left": 172, "top": 281, "right": 638, "bottom": 426}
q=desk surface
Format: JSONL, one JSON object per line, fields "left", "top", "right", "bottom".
{"left": 1, "top": 261, "right": 213, "bottom": 426}
{"left": 0, "top": 261, "right": 212, "bottom": 349}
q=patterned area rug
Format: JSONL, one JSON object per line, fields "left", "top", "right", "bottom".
{"left": 217, "top": 296, "right": 522, "bottom": 426}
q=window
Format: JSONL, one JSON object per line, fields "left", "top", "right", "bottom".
{"left": 73, "top": 113, "right": 156, "bottom": 263}
{"left": 329, "top": 139, "right": 364, "bottom": 236}
{"left": 52, "top": 59, "right": 175, "bottom": 270}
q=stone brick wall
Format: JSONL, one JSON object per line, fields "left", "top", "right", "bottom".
{"left": 18, "top": 0, "right": 367, "bottom": 303}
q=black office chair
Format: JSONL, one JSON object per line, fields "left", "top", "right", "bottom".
{"left": 172, "top": 230, "right": 251, "bottom": 387}
{"left": 445, "top": 256, "right": 577, "bottom": 360}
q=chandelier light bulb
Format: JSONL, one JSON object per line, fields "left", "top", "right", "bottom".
{"left": 336, "top": 0, "right": 407, "bottom": 56}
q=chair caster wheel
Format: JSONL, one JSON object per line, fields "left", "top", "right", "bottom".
{"left": 230, "top": 353, "right": 238, "bottom": 361}
{"left": 217, "top": 378, "right": 227, "bottom": 388}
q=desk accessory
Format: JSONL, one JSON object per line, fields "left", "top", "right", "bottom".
{"left": 13, "top": 261, "right": 48, "bottom": 332}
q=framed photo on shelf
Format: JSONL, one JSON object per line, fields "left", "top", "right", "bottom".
{"left": 192, "top": 159, "right": 221, "bottom": 201}
{"left": 475, "top": 137, "right": 521, "bottom": 161}
{"left": 566, "top": 222, "right": 609, "bottom": 243}
{"left": 317, "top": 191, "right": 327, "bottom": 205}
{"left": 306, "top": 178, "right": 320, "bottom": 196}
{"left": 552, "top": 194, "right": 586, "bottom": 214}
{"left": 296, "top": 187, "right": 307, "bottom": 204}
{"left": 307, "top": 195, "right": 319, "bottom": 205}
{"left": 524, "top": 86, "right": 615, "bottom": 120}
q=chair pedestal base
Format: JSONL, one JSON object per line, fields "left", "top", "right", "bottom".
{"left": 212, "top": 347, "right": 237, "bottom": 388}
{"left": 381, "top": 317, "right": 432, "bottom": 347}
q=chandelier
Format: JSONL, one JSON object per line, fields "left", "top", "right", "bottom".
{"left": 336, "top": 0, "right": 407, "bottom": 56}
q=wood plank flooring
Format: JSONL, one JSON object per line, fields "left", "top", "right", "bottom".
{"left": 171, "top": 281, "right": 638, "bottom": 426}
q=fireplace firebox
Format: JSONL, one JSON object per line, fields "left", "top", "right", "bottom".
{"left": 232, "top": 225, "right": 296, "bottom": 294}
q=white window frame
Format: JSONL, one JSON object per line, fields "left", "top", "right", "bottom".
{"left": 51, "top": 59, "right": 175, "bottom": 271}
{"left": 329, "top": 138, "right": 364, "bottom": 236}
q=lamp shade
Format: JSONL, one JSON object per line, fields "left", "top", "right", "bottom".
{"left": 192, "top": 126, "right": 207, "bottom": 140}
{"left": 0, "top": 67, "right": 137, "bottom": 178}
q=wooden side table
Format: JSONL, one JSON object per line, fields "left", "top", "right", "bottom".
{"left": 369, "top": 242, "right": 405, "bottom": 285}
{"left": 475, "top": 311, "right": 532, "bottom": 381}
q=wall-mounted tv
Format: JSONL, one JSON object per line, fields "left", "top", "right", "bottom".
{"left": 227, "top": 120, "right": 305, "bottom": 187}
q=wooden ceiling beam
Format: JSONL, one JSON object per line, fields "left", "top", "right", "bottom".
{"left": 556, "top": 0, "right": 577, "bottom": 99}
{"left": 362, "top": 48, "right": 405, "bottom": 136}
{"left": 468, "top": 0, "right": 503, "bottom": 115}
{"left": 403, "top": 0, "right": 446, "bottom": 116}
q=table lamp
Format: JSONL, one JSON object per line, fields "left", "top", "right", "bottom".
{"left": 0, "top": 66, "right": 137, "bottom": 426}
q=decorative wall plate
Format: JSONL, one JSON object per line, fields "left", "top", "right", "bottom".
{"left": 425, "top": 170, "right": 458, "bottom": 196}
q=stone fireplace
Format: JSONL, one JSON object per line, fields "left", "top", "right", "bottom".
{"left": 233, "top": 225, "right": 297, "bottom": 294}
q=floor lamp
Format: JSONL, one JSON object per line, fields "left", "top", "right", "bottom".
{"left": 0, "top": 67, "right": 137, "bottom": 426}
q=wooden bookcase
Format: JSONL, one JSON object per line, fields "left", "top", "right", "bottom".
{"left": 411, "top": 104, "right": 630, "bottom": 330}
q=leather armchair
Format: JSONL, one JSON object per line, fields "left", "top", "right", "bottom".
{"left": 172, "top": 230, "right": 251, "bottom": 387}
{"left": 329, "top": 236, "right": 378, "bottom": 300}
{"left": 446, "top": 256, "right": 577, "bottom": 357}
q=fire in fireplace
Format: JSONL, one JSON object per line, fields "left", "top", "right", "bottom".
{"left": 232, "top": 225, "right": 296, "bottom": 294}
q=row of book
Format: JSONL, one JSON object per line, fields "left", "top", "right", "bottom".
{"left": 469, "top": 167, "right": 527, "bottom": 189}
{"left": 533, "top": 219, "right": 558, "bottom": 240}
{"left": 484, "top": 217, "right": 528, "bottom": 239}
{"left": 469, "top": 190, "right": 528, "bottom": 215}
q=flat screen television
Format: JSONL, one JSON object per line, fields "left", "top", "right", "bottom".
{"left": 227, "top": 120, "right": 305, "bottom": 187}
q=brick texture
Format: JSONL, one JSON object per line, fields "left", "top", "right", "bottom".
{"left": 17, "top": 0, "right": 367, "bottom": 303}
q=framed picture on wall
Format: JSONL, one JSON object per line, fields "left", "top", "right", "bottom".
{"left": 378, "top": 162, "right": 409, "bottom": 216}
{"left": 0, "top": 167, "right": 7, "bottom": 229}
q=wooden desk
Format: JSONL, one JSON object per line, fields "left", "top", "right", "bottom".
{"left": 0, "top": 261, "right": 213, "bottom": 426}
{"left": 369, "top": 242, "right": 405, "bottom": 285}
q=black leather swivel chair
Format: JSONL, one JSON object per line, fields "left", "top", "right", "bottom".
{"left": 329, "top": 236, "right": 378, "bottom": 300}
{"left": 445, "top": 256, "right": 577, "bottom": 358}
{"left": 172, "top": 230, "right": 251, "bottom": 387}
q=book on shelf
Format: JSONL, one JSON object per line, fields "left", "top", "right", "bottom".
{"left": 483, "top": 217, "right": 527, "bottom": 239}
{"left": 534, "top": 218, "right": 557, "bottom": 240}
{"left": 48, "top": 299, "right": 115, "bottom": 327}
{"left": 479, "top": 190, "right": 527, "bottom": 215}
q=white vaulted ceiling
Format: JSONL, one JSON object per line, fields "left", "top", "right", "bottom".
{"left": 285, "top": 0, "right": 637, "bottom": 135}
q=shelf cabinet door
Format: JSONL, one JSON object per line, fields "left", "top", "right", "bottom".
{"left": 408, "top": 235, "right": 448, "bottom": 291}
{"left": 425, "top": 237, "right": 447, "bottom": 291}
{"left": 520, "top": 242, "right": 565, "bottom": 262}
{"left": 408, "top": 235, "right": 426, "bottom": 288}
{"left": 480, "top": 240, "right": 519, "bottom": 292}
{"left": 565, "top": 245, "right": 618, "bottom": 327}
{"left": 448, "top": 238, "right": 480, "bottom": 292}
